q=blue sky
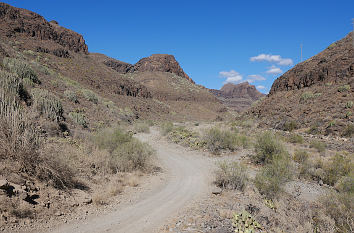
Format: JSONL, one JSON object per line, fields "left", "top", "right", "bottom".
{"left": 3, "top": 0, "right": 354, "bottom": 93}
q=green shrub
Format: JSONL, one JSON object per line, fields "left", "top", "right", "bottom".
{"left": 168, "top": 126, "right": 204, "bottom": 149}
{"left": 293, "top": 149, "right": 309, "bottom": 164}
{"left": 253, "top": 131, "right": 287, "bottom": 164}
{"left": 335, "top": 172, "right": 354, "bottom": 193}
{"left": 64, "top": 90, "right": 79, "bottom": 103}
{"left": 283, "top": 120, "right": 297, "bottom": 132}
{"left": 134, "top": 122, "right": 150, "bottom": 133}
{"left": 31, "top": 88, "right": 63, "bottom": 121}
{"left": 310, "top": 140, "right": 326, "bottom": 153}
{"left": 68, "top": 111, "right": 87, "bottom": 128}
{"left": 110, "top": 138, "right": 154, "bottom": 172}
{"left": 203, "top": 127, "right": 238, "bottom": 154}
{"left": 322, "top": 153, "right": 352, "bottom": 186}
{"left": 300, "top": 92, "right": 314, "bottom": 102}
{"left": 342, "top": 124, "right": 354, "bottom": 137}
{"left": 287, "top": 133, "right": 304, "bottom": 144}
{"left": 81, "top": 89, "right": 98, "bottom": 104}
{"left": 214, "top": 161, "right": 248, "bottom": 191}
{"left": 338, "top": 84, "right": 350, "bottom": 92}
{"left": 3, "top": 57, "right": 40, "bottom": 84}
{"left": 93, "top": 127, "right": 153, "bottom": 172}
{"left": 160, "top": 122, "right": 174, "bottom": 136}
{"left": 254, "top": 155, "right": 293, "bottom": 199}
{"left": 345, "top": 101, "right": 353, "bottom": 109}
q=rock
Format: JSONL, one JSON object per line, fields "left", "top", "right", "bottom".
{"left": 212, "top": 187, "right": 222, "bottom": 195}
{"left": 210, "top": 82, "right": 265, "bottom": 112}
{"left": 319, "top": 180, "right": 324, "bottom": 186}
{"left": 0, "top": 179, "right": 8, "bottom": 188}
{"left": 0, "top": 3, "right": 88, "bottom": 53}
{"left": 134, "top": 54, "right": 194, "bottom": 83}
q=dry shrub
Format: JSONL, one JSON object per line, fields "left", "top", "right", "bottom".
{"left": 310, "top": 140, "right": 326, "bottom": 153}
{"left": 322, "top": 153, "right": 352, "bottom": 186}
{"left": 133, "top": 121, "right": 150, "bottom": 133}
{"left": 254, "top": 154, "right": 293, "bottom": 199}
{"left": 320, "top": 192, "right": 353, "bottom": 232}
{"left": 253, "top": 131, "right": 286, "bottom": 164}
{"left": 160, "top": 122, "right": 174, "bottom": 135}
{"left": 203, "top": 127, "right": 249, "bottom": 154}
{"left": 94, "top": 127, "right": 154, "bottom": 173}
{"left": 287, "top": 133, "right": 304, "bottom": 144}
{"left": 214, "top": 161, "right": 248, "bottom": 191}
{"left": 293, "top": 149, "right": 309, "bottom": 164}
{"left": 92, "top": 177, "right": 124, "bottom": 205}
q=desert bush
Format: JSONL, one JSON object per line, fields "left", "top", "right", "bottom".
{"left": 320, "top": 191, "right": 353, "bottom": 233}
{"left": 93, "top": 127, "right": 153, "bottom": 172}
{"left": 345, "top": 101, "right": 353, "bottom": 109}
{"left": 69, "top": 111, "right": 87, "bottom": 128}
{"left": 335, "top": 173, "right": 354, "bottom": 193}
{"left": 342, "top": 124, "right": 354, "bottom": 137}
{"left": 300, "top": 91, "right": 314, "bottom": 102}
{"left": 322, "top": 153, "right": 352, "bottom": 186}
{"left": 293, "top": 149, "right": 309, "bottom": 164}
{"left": 160, "top": 122, "right": 174, "bottom": 136}
{"left": 64, "top": 90, "right": 79, "bottom": 103}
{"left": 253, "top": 131, "right": 287, "bottom": 164}
{"left": 168, "top": 126, "right": 204, "bottom": 149}
{"left": 31, "top": 88, "right": 63, "bottom": 121}
{"left": 310, "top": 140, "right": 326, "bottom": 153}
{"left": 254, "top": 155, "right": 293, "bottom": 199}
{"left": 81, "top": 89, "right": 98, "bottom": 104}
{"left": 307, "top": 124, "right": 321, "bottom": 135}
{"left": 134, "top": 122, "right": 150, "bottom": 133}
{"left": 110, "top": 138, "right": 154, "bottom": 172}
{"left": 337, "top": 84, "right": 350, "bottom": 92}
{"left": 3, "top": 57, "right": 40, "bottom": 84}
{"left": 214, "top": 161, "right": 248, "bottom": 191}
{"left": 287, "top": 133, "right": 304, "bottom": 144}
{"left": 283, "top": 120, "right": 297, "bottom": 132}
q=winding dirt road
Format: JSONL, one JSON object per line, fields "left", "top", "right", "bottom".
{"left": 48, "top": 129, "right": 213, "bottom": 233}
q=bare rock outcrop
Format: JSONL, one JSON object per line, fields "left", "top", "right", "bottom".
{"left": 270, "top": 32, "right": 354, "bottom": 94}
{"left": 210, "top": 82, "right": 265, "bottom": 112}
{"left": 0, "top": 2, "right": 88, "bottom": 54}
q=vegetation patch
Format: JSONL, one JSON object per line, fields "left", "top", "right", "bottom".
{"left": 133, "top": 121, "right": 150, "bottom": 133}
{"left": 69, "top": 111, "right": 87, "bottom": 128}
{"left": 214, "top": 161, "right": 248, "bottom": 191}
{"left": 81, "top": 89, "right": 98, "bottom": 104}
{"left": 310, "top": 140, "right": 326, "bottom": 153}
{"left": 287, "top": 133, "right": 304, "bottom": 144}
{"left": 253, "top": 131, "right": 286, "bottom": 164}
{"left": 64, "top": 90, "right": 79, "bottom": 103}
{"left": 337, "top": 84, "right": 350, "bottom": 92}
{"left": 3, "top": 57, "right": 40, "bottom": 84}
{"left": 31, "top": 88, "right": 64, "bottom": 122}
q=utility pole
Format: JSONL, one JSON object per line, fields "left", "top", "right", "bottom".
{"left": 300, "top": 43, "right": 303, "bottom": 62}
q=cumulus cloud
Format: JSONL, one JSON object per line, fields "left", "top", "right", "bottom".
{"left": 266, "top": 65, "right": 282, "bottom": 74}
{"left": 250, "top": 54, "right": 293, "bottom": 66}
{"left": 256, "top": 85, "right": 266, "bottom": 89}
{"left": 246, "top": 74, "right": 266, "bottom": 83}
{"left": 219, "top": 70, "right": 243, "bottom": 84}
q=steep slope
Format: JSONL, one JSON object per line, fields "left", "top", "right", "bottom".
{"left": 210, "top": 82, "right": 265, "bottom": 112}
{"left": 0, "top": 2, "right": 225, "bottom": 124}
{"left": 250, "top": 32, "right": 354, "bottom": 137}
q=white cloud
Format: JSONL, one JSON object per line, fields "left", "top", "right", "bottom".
{"left": 250, "top": 54, "right": 293, "bottom": 66}
{"left": 256, "top": 85, "right": 266, "bottom": 89}
{"left": 266, "top": 65, "right": 282, "bottom": 74}
{"left": 246, "top": 74, "right": 266, "bottom": 83}
{"left": 219, "top": 70, "right": 243, "bottom": 84}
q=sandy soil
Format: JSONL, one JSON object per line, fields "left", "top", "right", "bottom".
{"left": 41, "top": 129, "right": 214, "bottom": 233}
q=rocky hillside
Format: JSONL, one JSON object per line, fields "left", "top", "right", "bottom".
{"left": 250, "top": 32, "right": 354, "bottom": 137}
{"left": 210, "top": 82, "right": 265, "bottom": 112}
{"left": 0, "top": 2, "right": 225, "bottom": 124}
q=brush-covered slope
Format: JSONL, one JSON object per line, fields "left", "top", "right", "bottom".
{"left": 0, "top": 2, "right": 225, "bottom": 126}
{"left": 250, "top": 32, "right": 354, "bottom": 137}
{"left": 210, "top": 82, "right": 265, "bottom": 112}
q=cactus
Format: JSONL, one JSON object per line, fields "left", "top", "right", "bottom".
{"left": 31, "top": 88, "right": 63, "bottom": 121}
{"left": 69, "top": 111, "right": 87, "bottom": 128}
{"left": 264, "top": 199, "right": 276, "bottom": 210}
{"left": 232, "top": 211, "right": 262, "bottom": 233}
{"left": 3, "top": 57, "right": 40, "bottom": 84}
{"left": 81, "top": 89, "right": 98, "bottom": 104}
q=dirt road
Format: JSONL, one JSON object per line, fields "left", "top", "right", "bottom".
{"left": 48, "top": 129, "right": 213, "bottom": 233}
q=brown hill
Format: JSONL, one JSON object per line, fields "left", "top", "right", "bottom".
{"left": 0, "top": 2, "right": 225, "bottom": 126}
{"left": 210, "top": 82, "right": 265, "bottom": 112}
{"left": 249, "top": 32, "right": 354, "bottom": 137}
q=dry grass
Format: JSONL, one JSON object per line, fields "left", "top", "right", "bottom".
{"left": 214, "top": 161, "right": 248, "bottom": 191}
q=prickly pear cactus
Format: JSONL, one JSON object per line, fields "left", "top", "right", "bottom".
{"left": 264, "top": 199, "right": 276, "bottom": 210}
{"left": 232, "top": 210, "right": 262, "bottom": 233}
